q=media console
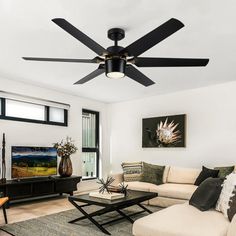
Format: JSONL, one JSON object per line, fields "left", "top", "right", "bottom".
{"left": 0, "top": 175, "right": 81, "bottom": 206}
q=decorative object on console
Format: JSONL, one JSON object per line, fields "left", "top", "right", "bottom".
{"left": 194, "top": 166, "right": 219, "bottom": 186}
{"left": 121, "top": 161, "right": 143, "bottom": 182}
{"left": 54, "top": 137, "right": 77, "bottom": 177}
{"left": 189, "top": 177, "right": 224, "bottom": 211}
{"left": 214, "top": 166, "right": 235, "bottom": 179}
{"left": 216, "top": 173, "right": 236, "bottom": 221}
{"left": 141, "top": 162, "right": 165, "bottom": 185}
{"left": 142, "top": 114, "right": 186, "bottom": 148}
{"left": 1, "top": 133, "right": 6, "bottom": 183}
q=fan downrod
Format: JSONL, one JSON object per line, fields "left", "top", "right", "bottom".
{"left": 108, "top": 28, "right": 125, "bottom": 45}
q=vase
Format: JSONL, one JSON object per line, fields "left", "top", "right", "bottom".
{"left": 58, "top": 156, "right": 73, "bottom": 177}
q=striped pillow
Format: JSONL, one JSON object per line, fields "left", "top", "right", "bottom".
{"left": 121, "top": 162, "right": 143, "bottom": 182}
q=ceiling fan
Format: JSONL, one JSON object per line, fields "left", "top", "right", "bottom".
{"left": 22, "top": 18, "right": 209, "bottom": 87}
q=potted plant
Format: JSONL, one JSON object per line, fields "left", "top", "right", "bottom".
{"left": 53, "top": 137, "right": 78, "bottom": 177}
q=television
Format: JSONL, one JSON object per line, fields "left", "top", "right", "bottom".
{"left": 12, "top": 146, "right": 57, "bottom": 179}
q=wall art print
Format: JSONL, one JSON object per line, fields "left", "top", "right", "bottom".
{"left": 142, "top": 114, "right": 186, "bottom": 148}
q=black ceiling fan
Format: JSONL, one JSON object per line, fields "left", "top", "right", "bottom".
{"left": 22, "top": 18, "right": 209, "bottom": 87}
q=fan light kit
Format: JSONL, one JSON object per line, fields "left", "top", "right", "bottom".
{"left": 23, "top": 18, "right": 209, "bottom": 87}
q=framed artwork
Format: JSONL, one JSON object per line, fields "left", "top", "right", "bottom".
{"left": 142, "top": 114, "right": 186, "bottom": 148}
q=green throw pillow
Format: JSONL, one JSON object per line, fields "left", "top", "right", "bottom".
{"left": 214, "top": 166, "right": 235, "bottom": 178}
{"left": 141, "top": 162, "right": 165, "bottom": 185}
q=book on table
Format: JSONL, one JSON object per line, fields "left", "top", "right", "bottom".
{"left": 89, "top": 191, "right": 125, "bottom": 200}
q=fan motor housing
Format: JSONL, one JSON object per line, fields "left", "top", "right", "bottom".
{"left": 105, "top": 58, "right": 126, "bottom": 78}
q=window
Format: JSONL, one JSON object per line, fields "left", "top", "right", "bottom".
{"left": 0, "top": 98, "right": 68, "bottom": 126}
{"left": 82, "top": 109, "right": 99, "bottom": 179}
{"left": 6, "top": 99, "right": 45, "bottom": 120}
{"left": 49, "top": 107, "right": 65, "bottom": 123}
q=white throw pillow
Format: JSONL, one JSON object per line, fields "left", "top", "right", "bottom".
{"left": 216, "top": 173, "right": 236, "bottom": 218}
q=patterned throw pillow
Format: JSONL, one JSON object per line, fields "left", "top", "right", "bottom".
{"left": 121, "top": 162, "right": 143, "bottom": 182}
{"left": 140, "top": 162, "right": 165, "bottom": 185}
{"left": 214, "top": 166, "right": 235, "bottom": 178}
{"left": 216, "top": 173, "right": 236, "bottom": 221}
{"left": 228, "top": 189, "right": 236, "bottom": 221}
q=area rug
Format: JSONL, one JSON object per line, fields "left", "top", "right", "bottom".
{"left": 0, "top": 205, "right": 160, "bottom": 236}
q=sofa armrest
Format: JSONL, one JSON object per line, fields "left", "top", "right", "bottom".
{"left": 109, "top": 173, "right": 124, "bottom": 186}
{"left": 227, "top": 214, "right": 236, "bottom": 236}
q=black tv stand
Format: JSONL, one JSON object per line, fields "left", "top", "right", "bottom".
{"left": 0, "top": 175, "right": 81, "bottom": 206}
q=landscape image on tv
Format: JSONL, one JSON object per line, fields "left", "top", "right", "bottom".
{"left": 12, "top": 147, "right": 57, "bottom": 178}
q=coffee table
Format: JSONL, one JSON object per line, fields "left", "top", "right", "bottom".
{"left": 68, "top": 190, "right": 158, "bottom": 235}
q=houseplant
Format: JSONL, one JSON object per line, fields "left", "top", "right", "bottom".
{"left": 53, "top": 137, "right": 77, "bottom": 177}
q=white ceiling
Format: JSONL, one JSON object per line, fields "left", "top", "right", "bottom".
{"left": 0, "top": 0, "right": 235, "bottom": 103}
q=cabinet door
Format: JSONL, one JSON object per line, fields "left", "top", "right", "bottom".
{"left": 55, "top": 178, "right": 79, "bottom": 193}
{"left": 7, "top": 184, "right": 32, "bottom": 199}
{"left": 33, "top": 181, "right": 54, "bottom": 195}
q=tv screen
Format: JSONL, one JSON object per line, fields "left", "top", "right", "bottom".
{"left": 12, "top": 146, "right": 57, "bottom": 179}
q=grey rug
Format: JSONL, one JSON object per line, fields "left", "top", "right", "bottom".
{"left": 0, "top": 205, "right": 160, "bottom": 236}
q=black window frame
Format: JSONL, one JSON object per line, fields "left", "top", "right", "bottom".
{"left": 0, "top": 97, "right": 68, "bottom": 127}
{"left": 82, "top": 109, "right": 99, "bottom": 180}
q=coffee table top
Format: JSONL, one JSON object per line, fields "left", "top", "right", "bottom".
{"left": 69, "top": 190, "right": 158, "bottom": 207}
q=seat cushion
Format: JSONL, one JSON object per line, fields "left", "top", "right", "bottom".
{"left": 125, "top": 181, "right": 157, "bottom": 192}
{"left": 150, "top": 183, "right": 197, "bottom": 200}
{"left": 133, "top": 203, "right": 229, "bottom": 236}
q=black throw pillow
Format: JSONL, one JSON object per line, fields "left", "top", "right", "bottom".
{"left": 190, "top": 177, "right": 224, "bottom": 211}
{"left": 194, "top": 166, "right": 219, "bottom": 186}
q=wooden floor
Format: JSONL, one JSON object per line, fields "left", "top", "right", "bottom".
{"left": 0, "top": 196, "right": 74, "bottom": 236}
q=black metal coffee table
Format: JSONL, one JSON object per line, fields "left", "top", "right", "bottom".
{"left": 68, "top": 190, "right": 158, "bottom": 235}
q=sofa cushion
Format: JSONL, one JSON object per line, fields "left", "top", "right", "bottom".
{"left": 189, "top": 177, "right": 224, "bottom": 211}
{"left": 133, "top": 203, "right": 230, "bottom": 236}
{"left": 125, "top": 181, "right": 157, "bottom": 192}
{"left": 121, "top": 161, "right": 143, "bottom": 182}
{"left": 163, "top": 166, "right": 170, "bottom": 183}
{"left": 149, "top": 196, "right": 187, "bottom": 208}
{"left": 150, "top": 183, "right": 197, "bottom": 200}
{"left": 167, "top": 167, "right": 200, "bottom": 184}
{"left": 141, "top": 162, "right": 165, "bottom": 185}
{"left": 214, "top": 166, "right": 235, "bottom": 179}
{"left": 216, "top": 173, "right": 236, "bottom": 221}
{"left": 194, "top": 166, "right": 219, "bottom": 186}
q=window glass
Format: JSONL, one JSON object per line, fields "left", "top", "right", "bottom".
{"left": 6, "top": 99, "right": 45, "bottom": 121}
{"left": 82, "top": 152, "right": 97, "bottom": 179}
{"left": 82, "top": 112, "right": 96, "bottom": 148}
{"left": 49, "top": 107, "right": 64, "bottom": 123}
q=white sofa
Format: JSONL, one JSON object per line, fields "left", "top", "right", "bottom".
{"left": 112, "top": 166, "right": 201, "bottom": 207}
{"left": 112, "top": 165, "right": 236, "bottom": 208}
{"left": 133, "top": 203, "right": 236, "bottom": 236}
{"left": 112, "top": 165, "right": 236, "bottom": 236}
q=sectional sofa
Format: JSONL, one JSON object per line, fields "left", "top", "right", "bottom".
{"left": 112, "top": 165, "right": 236, "bottom": 236}
{"left": 113, "top": 166, "right": 201, "bottom": 207}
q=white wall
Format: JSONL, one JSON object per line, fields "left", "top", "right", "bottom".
{"left": 109, "top": 81, "right": 236, "bottom": 173}
{"left": 0, "top": 77, "right": 110, "bottom": 179}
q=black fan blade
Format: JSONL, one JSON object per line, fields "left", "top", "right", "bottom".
{"left": 134, "top": 57, "right": 209, "bottom": 67}
{"left": 52, "top": 18, "right": 107, "bottom": 56}
{"left": 22, "top": 57, "right": 102, "bottom": 63}
{"left": 121, "top": 18, "right": 184, "bottom": 57}
{"left": 125, "top": 65, "right": 155, "bottom": 87}
{"left": 74, "top": 65, "right": 105, "bottom": 84}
